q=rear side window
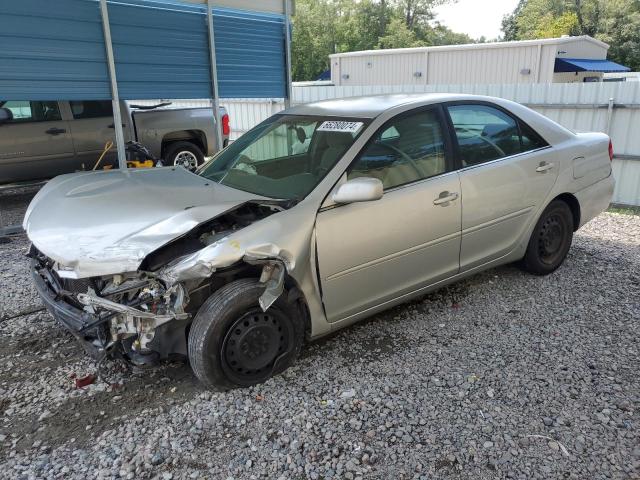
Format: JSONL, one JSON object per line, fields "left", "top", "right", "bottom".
{"left": 1, "top": 101, "right": 61, "bottom": 123}
{"left": 447, "top": 104, "right": 547, "bottom": 167}
{"left": 70, "top": 100, "right": 113, "bottom": 119}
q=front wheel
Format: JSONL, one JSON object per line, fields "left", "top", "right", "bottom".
{"left": 521, "top": 200, "right": 574, "bottom": 275}
{"left": 188, "top": 279, "right": 304, "bottom": 390}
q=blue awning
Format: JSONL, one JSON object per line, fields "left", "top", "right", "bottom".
{"left": 555, "top": 58, "right": 631, "bottom": 73}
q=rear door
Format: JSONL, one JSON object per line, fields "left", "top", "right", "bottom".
{"left": 316, "top": 106, "right": 461, "bottom": 322}
{"left": 0, "top": 101, "right": 75, "bottom": 183}
{"left": 66, "top": 100, "right": 118, "bottom": 170}
{"left": 446, "top": 102, "right": 559, "bottom": 271}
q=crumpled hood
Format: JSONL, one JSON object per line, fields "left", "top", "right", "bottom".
{"left": 23, "top": 167, "right": 265, "bottom": 278}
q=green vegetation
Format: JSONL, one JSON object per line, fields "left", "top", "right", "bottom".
{"left": 291, "top": 0, "right": 473, "bottom": 81}
{"left": 607, "top": 204, "right": 640, "bottom": 215}
{"left": 502, "top": 0, "right": 640, "bottom": 71}
{"left": 292, "top": 0, "right": 640, "bottom": 82}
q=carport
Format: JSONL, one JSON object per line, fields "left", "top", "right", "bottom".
{"left": 0, "top": 0, "right": 293, "bottom": 169}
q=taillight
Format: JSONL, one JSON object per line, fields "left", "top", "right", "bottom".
{"left": 221, "top": 114, "right": 230, "bottom": 136}
{"left": 608, "top": 139, "right": 614, "bottom": 162}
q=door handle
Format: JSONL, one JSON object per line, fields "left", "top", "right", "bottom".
{"left": 107, "top": 123, "right": 126, "bottom": 129}
{"left": 45, "top": 127, "right": 66, "bottom": 135}
{"left": 536, "top": 161, "right": 554, "bottom": 173}
{"left": 433, "top": 191, "right": 459, "bottom": 206}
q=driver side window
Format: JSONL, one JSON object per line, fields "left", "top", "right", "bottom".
{"left": 348, "top": 109, "right": 447, "bottom": 190}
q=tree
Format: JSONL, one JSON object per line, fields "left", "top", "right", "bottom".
{"left": 378, "top": 17, "right": 421, "bottom": 49}
{"left": 501, "top": 0, "right": 640, "bottom": 71}
{"left": 291, "top": 0, "right": 467, "bottom": 81}
{"left": 394, "top": 0, "right": 442, "bottom": 29}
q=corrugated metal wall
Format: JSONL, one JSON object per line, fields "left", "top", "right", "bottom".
{"left": 213, "top": 8, "right": 287, "bottom": 98}
{"left": 427, "top": 46, "right": 540, "bottom": 85}
{"left": 0, "top": 0, "right": 111, "bottom": 100}
{"left": 331, "top": 38, "right": 610, "bottom": 87}
{"left": 144, "top": 81, "right": 640, "bottom": 206}
{"left": 0, "top": 0, "right": 288, "bottom": 100}
{"left": 108, "top": 0, "right": 211, "bottom": 99}
{"left": 334, "top": 45, "right": 547, "bottom": 86}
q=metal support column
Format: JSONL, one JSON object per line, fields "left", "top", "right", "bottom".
{"left": 283, "top": 0, "right": 293, "bottom": 108}
{"left": 605, "top": 97, "right": 615, "bottom": 134}
{"left": 207, "top": 0, "right": 223, "bottom": 151}
{"left": 99, "top": 0, "right": 127, "bottom": 170}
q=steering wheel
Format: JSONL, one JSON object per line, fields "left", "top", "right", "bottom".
{"left": 375, "top": 141, "right": 426, "bottom": 178}
{"left": 457, "top": 126, "right": 506, "bottom": 157}
{"left": 232, "top": 154, "right": 257, "bottom": 175}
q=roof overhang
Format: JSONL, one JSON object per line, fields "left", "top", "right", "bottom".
{"left": 555, "top": 58, "right": 631, "bottom": 73}
{"left": 329, "top": 35, "right": 609, "bottom": 59}
{"left": 180, "top": 0, "right": 294, "bottom": 15}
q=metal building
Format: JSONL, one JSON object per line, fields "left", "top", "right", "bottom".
{"left": 330, "top": 36, "right": 630, "bottom": 86}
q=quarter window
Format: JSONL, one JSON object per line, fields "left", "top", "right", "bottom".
{"left": 1, "top": 101, "right": 61, "bottom": 123}
{"left": 348, "top": 109, "right": 447, "bottom": 190}
{"left": 447, "top": 104, "right": 547, "bottom": 167}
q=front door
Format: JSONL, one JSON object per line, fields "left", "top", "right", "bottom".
{"left": 316, "top": 107, "right": 462, "bottom": 322}
{"left": 0, "top": 101, "right": 75, "bottom": 183}
{"left": 446, "top": 103, "right": 560, "bottom": 271}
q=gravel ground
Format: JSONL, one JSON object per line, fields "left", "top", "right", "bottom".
{"left": 0, "top": 195, "right": 638, "bottom": 479}
{"left": 0, "top": 186, "right": 40, "bottom": 231}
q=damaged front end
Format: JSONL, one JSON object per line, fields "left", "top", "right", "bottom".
{"left": 30, "top": 247, "right": 191, "bottom": 363}
{"left": 29, "top": 201, "right": 293, "bottom": 365}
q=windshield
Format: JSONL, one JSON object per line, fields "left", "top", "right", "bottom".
{"left": 199, "top": 115, "right": 369, "bottom": 201}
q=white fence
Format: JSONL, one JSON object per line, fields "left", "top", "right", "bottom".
{"left": 148, "top": 81, "right": 640, "bottom": 206}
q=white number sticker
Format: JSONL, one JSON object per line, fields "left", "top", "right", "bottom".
{"left": 317, "top": 121, "right": 364, "bottom": 134}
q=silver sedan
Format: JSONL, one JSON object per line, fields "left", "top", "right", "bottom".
{"left": 25, "top": 94, "right": 614, "bottom": 389}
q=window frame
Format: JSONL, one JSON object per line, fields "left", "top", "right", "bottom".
{"left": 345, "top": 104, "right": 456, "bottom": 192}
{"left": 69, "top": 100, "right": 113, "bottom": 120}
{"left": 442, "top": 100, "right": 550, "bottom": 171}
{"left": 0, "top": 100, "right": 63, "bottom": 124}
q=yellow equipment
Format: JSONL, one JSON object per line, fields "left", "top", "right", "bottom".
{"left": 93, "top": 141, "right": 156, "bottom": 171}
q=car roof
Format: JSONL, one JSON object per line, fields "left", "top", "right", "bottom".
{"left": 283, "top": 93, "right": 493, "bottom": 119}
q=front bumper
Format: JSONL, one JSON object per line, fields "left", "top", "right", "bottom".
{"left": 30, "top": 256, "right": 107, "bottom": 358}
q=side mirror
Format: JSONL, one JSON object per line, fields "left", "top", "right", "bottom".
{"left": 0, "top": 108, "right": 13, "bottom": 124}
{"left": 332, "top": 177, "right": 383, "bottom": 204}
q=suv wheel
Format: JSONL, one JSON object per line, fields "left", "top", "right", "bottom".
{"left": 164, "top": 141, "right": 204, "bottom": 171}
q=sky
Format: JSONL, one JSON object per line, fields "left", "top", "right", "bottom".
{"left": 433, "top": 0, "right": 521, "bottom": 40}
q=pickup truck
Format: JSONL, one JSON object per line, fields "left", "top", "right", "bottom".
{"left": 0, "top": 100, "right": 230, "bottom": 184}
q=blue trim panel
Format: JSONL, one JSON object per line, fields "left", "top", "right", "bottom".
{"left": 554, "top": 58, "right": 631, "bottom": 73}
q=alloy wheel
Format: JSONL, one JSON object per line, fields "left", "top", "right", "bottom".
{"left": 173, "top": 151, "right": 198, "bottom": 171}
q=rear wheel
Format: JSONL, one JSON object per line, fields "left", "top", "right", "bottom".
{"left": 188, "top": 279, "right": 303, "bottom": 390}
{"left": 521, "top": 200, "right": 574, "bottom": 275}
{"left": 164, "top": 141, "right": 204, "bottom": 171}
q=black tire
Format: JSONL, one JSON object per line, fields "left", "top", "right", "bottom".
{"left": 164, "top": 141, "right": 204, "bottom": 171}
{"left": 521, "top": 200, "right": 574, "bottom": 275}
{"left": 188, "top": 278, "right": 304, "bottom": 390}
